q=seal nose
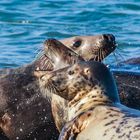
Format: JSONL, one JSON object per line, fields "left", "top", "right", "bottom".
{"left": 44, "top": 38, "right": 57, "bottom": 46}
{"left": 102, "top": 34, "right": 115, "bottom": 42}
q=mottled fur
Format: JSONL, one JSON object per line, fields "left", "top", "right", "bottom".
{"left": 40, "top": 61, "right": 140, "bottom": 140}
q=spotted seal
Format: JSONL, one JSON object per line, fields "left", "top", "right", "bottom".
{"left": 39, "top": 61, "right": 140, "bottom": 140}
{"left": 0, "top": 34, "right": 116, "bottom": 140}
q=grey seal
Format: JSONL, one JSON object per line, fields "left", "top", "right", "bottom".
{"left": 39, "top": 61, "right": 140, "bottom": 140}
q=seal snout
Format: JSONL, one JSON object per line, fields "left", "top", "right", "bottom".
{"left": 97, "top": 34, "right": 116, "bottom": 52}
{"left": 102, "top": 34, "right": 115, "bottom": 43}
{"left": 98, "top": 34, "right": 116, "bottom": 46}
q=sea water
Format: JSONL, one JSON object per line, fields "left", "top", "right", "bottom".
{"left": 0, "top": 0, "right": 139, "bottom": 73}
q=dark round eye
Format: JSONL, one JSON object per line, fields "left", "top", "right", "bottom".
{"left": 72, "top": 40, "right": 82, "bottom": 48}
{"left": 68, "top": 70, "right": 74, "bottom": 75}
{"left": 68, "top": 52, "right": 72, "bottom": 57}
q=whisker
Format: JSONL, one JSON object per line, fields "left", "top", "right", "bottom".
{"left": 100, "top": 49, "right": 103, "bottom": 61}
{"left": 113, "top": 52, "right": 120, "bottom": 66}
{"left": 102, "top": 49, "right": 106, "bottom": 60}
{"left": 115, "top": 49, "right": 126, "bottom": 62}
{"left": 101, "top": 49, "right": 104, "bottom": 61}
{"left": 98, "top": 49, "right": 100, "bottom": 62}
{"left": 99, "top": 49, "right": 102, "bottom": 61}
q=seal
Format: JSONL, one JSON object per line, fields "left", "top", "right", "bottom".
{"left": 0, "top": 34, "right": 116, "bottom": 140}
{"left": 39, "top": 61, "right": 140, "bottom": 140}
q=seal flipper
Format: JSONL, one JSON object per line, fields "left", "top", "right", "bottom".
{"left": 59, "top": 111, "right": 91, "bottom": 140}
{"left": 0, "top": 113, "right": 12, "bottom": 140}
{"left": 59, "top": 121, "right": 76, "bottom": 140}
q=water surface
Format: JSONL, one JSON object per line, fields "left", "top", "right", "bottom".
{"left": 0, "top": 0, "right": 140, "bottom": 73}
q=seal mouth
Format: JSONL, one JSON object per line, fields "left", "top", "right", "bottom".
{"left": 34, "top": 39, "right": 60, "bottom": 71}
{"left": 91, "top": 44, "right": 116, "bottom": 62}
{"left": 35, "top": 53, "right": 54, "bottom": 71}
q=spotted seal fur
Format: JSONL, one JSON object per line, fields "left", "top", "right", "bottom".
{"left": 0, "top": 34, "right": 116, "bottom": 140}
{"left": 39, "top": 61, "right": 140, "bottom": 140}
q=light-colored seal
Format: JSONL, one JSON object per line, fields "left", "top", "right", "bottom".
{"left": 39, "top": 61, "right": 140, "bottom": 140}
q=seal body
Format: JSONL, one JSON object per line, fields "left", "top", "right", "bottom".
{"left": 39, "top": 61, "right": 140, "bottom": 140}
{"left": 0, "top": 34, "right": 116, "bottom": 140}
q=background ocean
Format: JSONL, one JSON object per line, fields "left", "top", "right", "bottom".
{"left": 0, "top": 0, "right": 139, "bottom": 73}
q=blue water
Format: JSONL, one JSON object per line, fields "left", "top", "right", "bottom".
{"left": 0, "top": 0, "right": 140, "bottom": 73}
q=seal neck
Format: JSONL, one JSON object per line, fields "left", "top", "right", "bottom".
{"left": 68, "top": 88, "right": 114, "bottom": 120}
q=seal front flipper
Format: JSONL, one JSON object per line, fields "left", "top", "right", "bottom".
{"left": 59, "top": 111, "right": 91, "bottom": 140}
{"left": 0, "top": 113, "right": 12, "bottom": 139}
{"left": 59, "top": 121, "right": 77, "bottom": 140}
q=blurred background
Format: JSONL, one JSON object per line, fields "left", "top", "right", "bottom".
{"left": 0, "top": 0, "right": 139, "bottom": 73}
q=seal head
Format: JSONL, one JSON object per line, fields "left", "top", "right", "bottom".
{"left": 40, "top": 61, "right": 120, "bottom": 103}
{"left": 61, "top": 34, "right": 116, "bottom": 61}
{"left": 38, "top": 61, "right": 120, "bottom": 131}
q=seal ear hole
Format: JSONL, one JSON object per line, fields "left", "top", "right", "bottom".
{"left": 72, "top": 40, "right": 82, "bottom": 48}
{"left": 84, "top": 68, "right": 90, "bottom": 75}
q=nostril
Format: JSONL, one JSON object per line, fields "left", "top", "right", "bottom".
{"left": 102, "top": 34, "right": 115, "bottom": 42}
{"left": 44, "top": 38, "right": 57, "bottom": 46}
{"left": 103, "top": 34, "right": 109, "bottom": 41}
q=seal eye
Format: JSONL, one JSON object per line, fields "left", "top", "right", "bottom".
{"left": 68, "top": 52, "right": 72, "bottom": 57}
{"left": 68, "top": 70, "right": 74, "bottom": 75}
{"left": 72, "top": 40, "right": 82, "bottom": 48}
